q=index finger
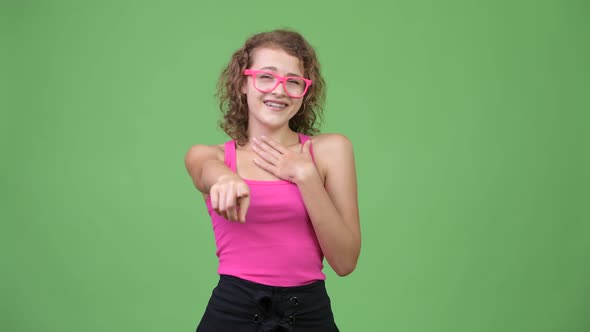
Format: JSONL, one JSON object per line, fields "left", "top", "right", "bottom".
{"left": 238, "top": 195, "right": 250, "bottom": 223}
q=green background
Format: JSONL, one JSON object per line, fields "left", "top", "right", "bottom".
{"left": 2, "top": 0, "right": 589, "bottom": 331}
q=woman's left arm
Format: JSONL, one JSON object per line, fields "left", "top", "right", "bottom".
{"left": 252, "top": 134, "right": 361, "bottom": 276}
{"left": 297, "top": 134, "right": 360, "bottom": 276}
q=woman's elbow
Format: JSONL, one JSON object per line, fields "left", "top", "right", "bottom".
{"left": 333, "top": 259, "right": 358, "bottom": 277}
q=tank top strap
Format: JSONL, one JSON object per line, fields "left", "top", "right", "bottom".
{"left": 223, "top": 140, "right": 237, "bottom": 172}
{"left": 297, "top": 133, "right": 316, "bottom": 163}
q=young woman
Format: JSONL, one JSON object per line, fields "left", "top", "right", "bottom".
{"left": 185, "top": 29, "right": 360, "bottom": 331}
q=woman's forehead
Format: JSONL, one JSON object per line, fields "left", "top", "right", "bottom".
{"left": 251, "top": 48, "right": 304, "bottom": 76}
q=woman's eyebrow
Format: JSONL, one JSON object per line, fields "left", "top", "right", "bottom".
{"left": 259, "top": 66, "right": 302, "bottom": 77}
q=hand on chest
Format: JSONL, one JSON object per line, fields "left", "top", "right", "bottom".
{"left": 235, "top": 145, "right": 305, "bottom": 182}
{"left": 236, "top": 149, "right": 282, "bottom": 181}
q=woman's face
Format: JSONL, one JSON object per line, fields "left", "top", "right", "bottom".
{"left": 242, "top": 47, "right": 305, "bottom": 131}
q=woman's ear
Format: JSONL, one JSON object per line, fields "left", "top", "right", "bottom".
{"left": 241, "top": 79, "right": 247, "bottom": 94}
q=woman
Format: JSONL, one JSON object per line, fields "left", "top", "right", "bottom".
{"left": 185, "top": 29, "right": 360, "bottom": 331}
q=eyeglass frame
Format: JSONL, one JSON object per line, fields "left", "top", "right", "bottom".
{"left": 243, "top": 69, "right": 313, "bottom": 98}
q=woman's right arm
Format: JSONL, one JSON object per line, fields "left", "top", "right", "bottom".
{"left": 184, "top": 145, "right": 250, "bottom": 223}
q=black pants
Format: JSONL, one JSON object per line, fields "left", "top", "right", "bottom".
{"left": 196, "top": 275, "right": 340, "bottom": 332}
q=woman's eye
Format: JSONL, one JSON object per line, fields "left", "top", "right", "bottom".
{"left": 287, "top": 79, "right": 302, "bottom": 86}
{"left": 259, "top": 74, "right": 274, "bottom": 79}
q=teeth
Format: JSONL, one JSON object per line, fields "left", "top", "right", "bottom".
{"left": 265, "top": 101, "right": 287, "bottom": 108}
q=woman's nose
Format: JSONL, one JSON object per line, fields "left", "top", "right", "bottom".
{"left": 270, "top": 81, "right": 287, "bottom": 96}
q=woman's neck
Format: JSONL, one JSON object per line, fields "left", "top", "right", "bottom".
{"left": 242, "top": 126, "right": 299, "bottom": 149}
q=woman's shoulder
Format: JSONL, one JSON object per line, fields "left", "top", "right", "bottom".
{"left": 184, "top": 143, "right": 225, "bottom": 165}
{"left": 307, "top": 133, "right": 355, "bottom": 182}
{"left": 308, "top": 133, "right": 354, "bottom": 172}
{"left": 309, "top": 133, "right": 353, "bottom": 153}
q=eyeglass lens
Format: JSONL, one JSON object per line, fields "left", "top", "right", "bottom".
{"left": 253, "top": 72, "right": 306, "bottom": 97}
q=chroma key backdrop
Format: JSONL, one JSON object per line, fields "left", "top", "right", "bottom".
{"left": 2, "top": 1, "right": 588, "bottom": 331}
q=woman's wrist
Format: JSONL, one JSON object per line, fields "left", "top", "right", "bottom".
{"left": 294, "top": 164, "right": 322, "bottom": 186}
{"left": 201, "top": 159, "right": 237, "bottom": 189}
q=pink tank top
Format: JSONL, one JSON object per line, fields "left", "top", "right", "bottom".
{"left": 204, "top": 133, "right": 325, "bottom": 286}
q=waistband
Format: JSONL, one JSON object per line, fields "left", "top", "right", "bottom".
{"left": 219, "top": 274, "right": 325, "bottom": 293}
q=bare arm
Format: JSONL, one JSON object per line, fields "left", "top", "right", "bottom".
{"left": 184, "top": 145, "right": 250, "bottom": 222}
{"left": 252, "top": 134, "right": 361, "bottom": 276}
{"left": 296, "top": 135, "right": 360, "bottom": 276}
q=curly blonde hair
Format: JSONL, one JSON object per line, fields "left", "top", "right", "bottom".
{"left": 216, "top": 29, "right": 326, "bottom": 145}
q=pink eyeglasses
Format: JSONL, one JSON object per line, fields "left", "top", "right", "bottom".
{"left": 244, "top": 69, "right": 312, "bottom": 98}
